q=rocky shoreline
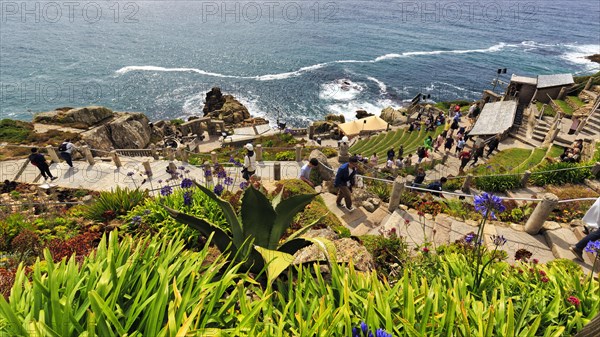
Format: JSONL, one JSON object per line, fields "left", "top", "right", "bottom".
{"left": 0, "top": 88, "right": 270, "bottom": 154}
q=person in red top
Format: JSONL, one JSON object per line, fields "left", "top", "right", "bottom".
{"left": 458, "top": 149, "right": 472, "bottom": 172}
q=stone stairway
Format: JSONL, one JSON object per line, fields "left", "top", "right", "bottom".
{"left": 579, "top": 105, "right": 600, "bottom": 138}
{"left": 372, "top": 206, "right": 596, "bottom": 272}
{"left": 532, "top": 117, "right": 551, "bottom": 144}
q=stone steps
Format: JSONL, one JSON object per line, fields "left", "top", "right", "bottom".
{"left": 374, "top": 206, "right": 595, "bottom": 273}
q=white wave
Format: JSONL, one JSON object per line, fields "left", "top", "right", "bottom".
{"left": 319, "top": 79, "right": 364, "bottom": 101}
{"left": 253, "top": 62, "right": 330, "bottom": 81}
{"left": 115, "top": 43, "right": 512, "bottom": 81}
{"left": 181, "top": 92, "right": 205, "bottom": 116}
{"left": 115, "top": 65, "right": 241, "bottom": 78}
{"left": 367, "top": 76, "right": 387, "bottom": 94}
{"left": 562, "top": 44, "right": 600, "bottom": 70}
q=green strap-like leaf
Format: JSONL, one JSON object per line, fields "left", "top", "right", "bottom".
{"left": 305, "top": 237, "right": 337, "bottom": 264}
{"left": 163, "top": 205, "right": 234, "bottom": 254}
{"left": 271, "top": 188, "right": 283, "bottom": 209}
{"left": 254, "top": 246, "right": 295, "bottom": 285}
{"left": 269, "top": 193, "right": 318, "bottom": 249}
{"left": 194, "top": 181, "right": 244, "bottom": 249}
{"left": 241, "top": 187, "right": 277, "bottom": 248}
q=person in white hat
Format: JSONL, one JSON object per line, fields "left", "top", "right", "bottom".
{"left": 242, "top": 143, "right": 256, "bottom": 181}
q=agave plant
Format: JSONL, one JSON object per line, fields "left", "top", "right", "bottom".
{"left": 164, "top": 182, "right": 333, "bottom": 283}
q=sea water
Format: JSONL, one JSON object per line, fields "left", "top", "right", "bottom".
{"left": 1, "top": 0, "right": 599, "bottom": 126}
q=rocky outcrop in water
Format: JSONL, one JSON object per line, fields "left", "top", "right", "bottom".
{"left": 202, "top": 87, "right": 261, "bottom": 127}
{"left": 380, "top": 106, "right": 408, "bottom": 125}
{"left": 355, "top": 109, "right": 374, "bottom": 119}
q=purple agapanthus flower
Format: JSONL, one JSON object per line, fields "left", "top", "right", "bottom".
{"left": 360, "top": 322, "right": 368, "bottom": 334}
{"left": 217, "top": 170, "right": 227, "bottom": 179}
{"left": 160, "top": 185, "right": 173, "bottom": 196}
{"left": 491, "top": 234, "right": 507, "bottom": 246}
{"left": 183, "top": 191, "right": 193, "bottom": 206}
{"left": 213, "top": 184, "right": 224, "bottom": 196}
{"left": 224, "top": 176, "right": 234, "bottom": 186}
{"left": 204, "top": 169, "right": 212, "bottom": 177}
{"left": 474, "top": 192, "right": 506, "bottom": 219}
{"left": 234, "top": 160, "right": 243, "bottom": 167}
{"left": 179, "top": 166, "right": 185, "bottom": 171}
{"left": 181, "top": 178, "right": 193, "bottom": 189}
{"left": 239, "top": 181, "right": 248, "bottom": 189}
{"left": 131, "top": 215, "right": 142, "bottom": 225}
{"left": 375, "top": 329, "right": 392, "bottom": 337}
{"left": 465, "top": 233, "right": 476, "bottom": 244}
{"left": 585, "top": 240, "right": 600, "bottom": 255}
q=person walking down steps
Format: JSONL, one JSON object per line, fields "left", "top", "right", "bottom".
{"left": 242, "top": 143, "right": 256, "bottom": 182}
{"left": 58, "top": 139, "right": 75, "bottom": 167}
{"left": 334, "top": 156, "right": 358, "bottom": 212}
{"left": 29, "top": 148, "right": 57, "bottom": 182}
{"left": 570, "top": 196, "right": 600, "bottom": 261}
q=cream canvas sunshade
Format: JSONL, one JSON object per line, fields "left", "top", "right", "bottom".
{"left": 469, "top": 101, "right": 518, "bottom": 136}
{"left": 338, "top": 115, "right": 389, "bottom": 136}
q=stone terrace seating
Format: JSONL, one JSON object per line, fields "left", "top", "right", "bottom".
{"left": 255, "top": 124, "right": 272, "bottom": 135}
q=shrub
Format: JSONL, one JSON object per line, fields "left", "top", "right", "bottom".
{"left": 474, "top": 174, "right": 520, "bottom": 192}
{"left": 0, "top": 119, "right": 33, "bottom": 143}
{"left": 443, "top": 177, "right": 464, "bottom": 191}
{"left": 275, "top": 150, "right": 295, "bottom": 161}
{"left": 320, "top": 147, "right": 338, "bottom": 158}
{"left": 46, "top": 231, "right": 101, "bottom": 262}
{"left": 0, "top": 213, "right": 30, "bottom": 252}
{"left": 125, "top": 188, "right": 228, "bottom": 250}
{"left": 360, "top": 230, "right": 409, "bottom": 279}
{"left": 366, "top": 180, "right": 391, "bottom": 202}
{"left": 11, "top": 229, "right": 42, "bottom": 262}
{"left": 272, "top": 179, "right": 345, "bottom": 236}
{"left": 442, "top": 199, "right": 474, "bottom": 220}
{"left": 83, "top": 187, "right": 148, "bottom": 222}
{"left": 530, "top": 162, "right": 592, "bottom": 186}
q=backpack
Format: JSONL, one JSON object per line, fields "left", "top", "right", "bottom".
{"left": 58, "top": 142, "right": 68, "bottom": 152}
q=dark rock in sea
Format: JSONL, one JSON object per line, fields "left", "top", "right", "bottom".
{"left": 355, "top": 109, "right": 374, "bottom": 119}
{"left": 202, "top": 87, "right": 267, "bottom": 127}
{"left": 586, "top": 54, "right": 600, "bottom": 64}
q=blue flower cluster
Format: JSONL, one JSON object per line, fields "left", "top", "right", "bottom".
{"left": 180, "top": 178, "right": 193, "bottom": 189}
{"left": 131, "top": 215, "right": 142, "bottom": 226}
{"left": 352, "top": 322, "right": 392, "bottom": 337}
{"left": 213, "top": 184, "right": 224, "bottom": 196}
{"left": 491, "top": 234, "right": 507, "bottom": 247}
{"left": 585, "top": 240, "right": 600, "bottom": 255}
{"left": 474, "top": 192, "right": 506, "bottom": 219}
{"left": 183, "top": 191, "right": 193, "bottom": 206}
{"left": 160, "top": 185, "right": 173, "bottom": 196}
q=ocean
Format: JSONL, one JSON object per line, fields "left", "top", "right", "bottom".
{"left": 1, "top": 0, "right": 599, "bottom": 126}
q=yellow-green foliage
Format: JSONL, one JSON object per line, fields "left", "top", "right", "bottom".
{"left": 272, "top": 179, "right": 347, "bottom": 236}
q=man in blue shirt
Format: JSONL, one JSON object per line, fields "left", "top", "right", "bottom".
{"left": 426, "top": 177, "right": 447, "bottom": 198}
{"left": 334, "top": 156, "right": 359, "bottom": 211}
